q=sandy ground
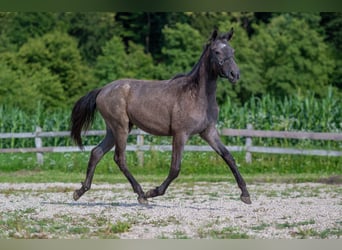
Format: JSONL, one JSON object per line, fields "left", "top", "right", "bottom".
{"left": 0, "top": 182, "right": 341, "bottom": 239}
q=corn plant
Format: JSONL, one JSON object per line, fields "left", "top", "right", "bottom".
{"left": 1, "top": 88, "right": 341, "bottom": 150}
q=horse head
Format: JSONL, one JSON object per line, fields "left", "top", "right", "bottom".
{"left": 210, "top": 28, "right": 240, "bottom": 83}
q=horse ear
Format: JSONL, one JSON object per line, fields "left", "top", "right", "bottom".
{"left": 224, "top": 27, "right": 234, "bottom": 41}
{"left": 210, "top": 29, "right": 218, "bottom": 41}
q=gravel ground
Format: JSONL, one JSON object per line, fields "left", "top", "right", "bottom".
{"left": 0, "top": 182, "right": 341, "bottom": 239}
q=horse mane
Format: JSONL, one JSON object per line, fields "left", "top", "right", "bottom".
{"left": 171, "top": 42, "right": 211, "bottom": 84}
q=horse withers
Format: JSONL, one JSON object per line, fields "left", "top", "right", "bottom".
{"left": 70, "top": 28, "right": 251, "bottom": 205}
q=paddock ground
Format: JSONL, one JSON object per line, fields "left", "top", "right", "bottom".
{"left": 0, "top": 181, "right": 341, "bottom": 239}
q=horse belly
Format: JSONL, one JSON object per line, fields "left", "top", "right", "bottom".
{"left": 127, "top": 104, "right": 172, "bottom": 136}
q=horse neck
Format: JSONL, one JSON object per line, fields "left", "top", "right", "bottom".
{"left": 189, "top": 47, "right": 218, "bottom": 100}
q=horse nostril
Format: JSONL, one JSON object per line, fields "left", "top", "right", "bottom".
{"left": 232, "top": 70, "right": 240, "bottom": 80}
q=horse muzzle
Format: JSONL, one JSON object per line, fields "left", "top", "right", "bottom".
{"left": 225, "top": 69, "right": 240, "bottom": 84}
{"left": 219, "top": 59, "right": 240, "bottom": 83}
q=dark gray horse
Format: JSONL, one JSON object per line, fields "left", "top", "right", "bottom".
{"left": 70, "top": 28, "right": 251, "bottom": 205}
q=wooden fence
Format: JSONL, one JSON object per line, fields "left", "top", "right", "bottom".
{"left": 0, "top": 124, "right": 342, "bottom": 165}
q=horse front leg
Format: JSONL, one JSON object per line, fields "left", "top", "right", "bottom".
{"left": 200, "top": 126, "right": 251, "bottom": 204}
{"left": 145, "top": 133, "right": 187, "bottom": 200}
{"left": 114, "top": 131, "right": 147, "bottom": 205}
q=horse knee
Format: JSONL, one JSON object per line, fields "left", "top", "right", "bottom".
{"left": 114, "top": 154, "right": 119, "bottom": 165}
{"left": 114, "top": 153, "right": 124, "bottom": 166}
{"left": 114, "top": 153, "right": 128, "bottom": 173}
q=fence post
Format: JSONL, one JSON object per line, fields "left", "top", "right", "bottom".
{"left": 136, "top": 131, "right": 144, "bottom": 166}
{"left": 35, "top": 126, "right": 44, "bottom": 165}
{"left": 245, "top": 124, "right": 253, "bottom": 163}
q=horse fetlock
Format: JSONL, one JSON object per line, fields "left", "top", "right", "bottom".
{"left": 145, "top": 186, "right": 163, "bottom": 198}
{"left": 80, "top": 181, "right": 91, "bottom": 192}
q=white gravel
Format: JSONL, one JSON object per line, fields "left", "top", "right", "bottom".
{"left": 0, "top": 182, "right": 341, "bottom": 239}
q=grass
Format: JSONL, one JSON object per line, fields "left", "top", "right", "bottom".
{"left": 276, "top": 219, "right": 316, "bottom": 229}
{"left": 0, "top": 209, "right": 133, "bottom": 239}
{"left": 317, "top": 228, "right": 342, "bottom": 239}
{"left": 0, "top": 169, "right": 339, "bottom": 185}
{"left": 198, "top": 226, "right": 250, "bottom": 239}
{"left": 107, "top": 221, "right": 132, "bottom": 234}
{"left": 0, "top": 150, "right": 341, "bottom": 184}
{"left": 251, "top": 223, "right": 270, "bottom": 231}
{"left": 249, "top": 220, "right": 342, "bottom": 239}
{"left": 289, "top": 227, "right": 342, "bottom": 239}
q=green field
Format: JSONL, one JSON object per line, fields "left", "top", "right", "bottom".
{"left": 0, "top": 150, "right": 341, "bottom": 184}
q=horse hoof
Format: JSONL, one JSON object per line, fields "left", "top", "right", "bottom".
{"left": 138, "top": 196, "right": 148, "bottom": 205}
{"left": 73, "top": 190, "right": 80, "bottom": 201}
{"left": 240, "top": 195, "right": 252, "bottom": 204}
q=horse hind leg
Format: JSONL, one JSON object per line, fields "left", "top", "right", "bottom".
{"left": 73, "top": 128, "right": 115, "bottom": 201}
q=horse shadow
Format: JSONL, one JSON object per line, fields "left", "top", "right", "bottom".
{"left": 40, "top": 200, "right": 222, "bottom": 211}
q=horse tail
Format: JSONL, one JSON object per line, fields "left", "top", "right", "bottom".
{"left": 70, "top": 88, "right": 102, "bottom": 149}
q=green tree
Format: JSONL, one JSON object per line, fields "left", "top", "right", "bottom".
{"left": 216, "top": 20, "right": 263, "bottom": 104}
{"left": 0, "top": 12, "right": 57, "bottom": 51}
{"left": 126, "top": 41, "right": 155, "bottom": 79}
{"left": 0, "top": 29, "right": 95, "bottom": 111}
{"left": 186, "top": 12, "right": 230, "bottom": 37}
{"left": 18, "top": 30, "right": 95, "bottom": 102}
{"left": 58, "top": 12, "right": 118, "bottom": 65}
{"left": 251, "top": 14, "right": 335, "bottom": 98}
{"left": 320, "top": 12, "right": 342, "bottom": 90}
{"left": 159, "top": 23, "right": 204, "bottom": 79}
{"left": 0, "top": 52, "right": 65, "bottom": 111}
{"left": 0, "top": 61, "right": 36, "bottom": 110}
{"left": 95, "top": 36, "right": 155, "bottom": 85}
{"left": 115, "top": 12, "right": 182, "bottom": 58}
{"left": 94, "top": 36, "right": 128, "bottom": 85}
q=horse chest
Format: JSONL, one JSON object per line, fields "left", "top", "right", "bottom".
{"left": 171, "top": 100, "right": 215, "bottom": 134}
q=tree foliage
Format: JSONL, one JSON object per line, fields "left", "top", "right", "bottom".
{"left": 0, "top": 12, "right": 57, "bottom": 52}
{"left": 320, "top": 12, "right": 342, "bottom": 89}
{"left": 216, "top": 20, "right": 263, "bottom": 103}
{"left": 95, "top": 36, "right": 155, "bottom": 85}
{"left": 94, "top": 36, "right": 127, "bottom": 85}
{"left": 0, "top": 12, "right": 341, "bottom": 113}
{"left": 251, "top": 14, "right": 335, "bottom": 98}
{"left": 59, "top": 12, "right": 118, "bottom": 65}
{"left": 0, "top": 53, "right": 65, "bottom": 111}
{"left": 160, "top": 23, "right": 204, "bottom": 78}
{"left": 0, "top": 30, "right": 95, "bottom": 111}
{"left": 18, "top": 31, "right": 95, "bottom": 101}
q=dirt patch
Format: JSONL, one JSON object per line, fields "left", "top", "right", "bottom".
{"left": 0, "top": 182, "right": 341, "bottom": 239}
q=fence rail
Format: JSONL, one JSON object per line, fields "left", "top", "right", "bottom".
{"left": 0, "top": 125, "right": 341, "bottom": 165}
